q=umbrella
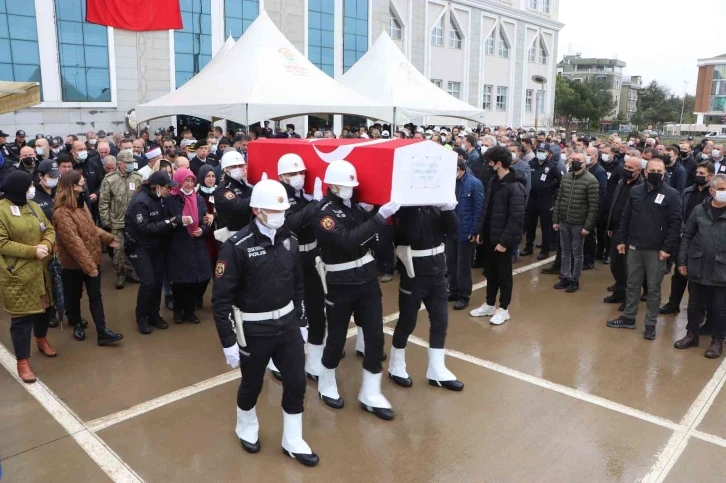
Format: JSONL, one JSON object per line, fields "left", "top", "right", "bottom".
{"left": 48, "top": 256, "right": 65, "bottom": 331}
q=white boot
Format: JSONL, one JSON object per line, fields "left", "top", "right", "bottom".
{"left": 355, "top": 326, "right": 365, "bottom": 356}
{"left": 318, "top": 366, "right": 343, "bottom": 408}
{"left": 358, "top": 369, "right": 394, "bottom": 420}
{"left": 235, "top": 406, "right": 260, "bottom": 453}
{"left": 267, "top": 359, "right": 282, "bottom": 381}
{"left": 426, "top": 348, "right": 464, "bottom": 391}
{"left": 304, "top": 344, "right": 324, "bottom": 380}
{"left": 281, "top": 410, "right": 319, "bottom": 466}
{"left": 388, "top": 347, "right": 412, "bottom": 387}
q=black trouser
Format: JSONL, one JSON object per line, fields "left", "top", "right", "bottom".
{"left": 524, "top": 195, "right": 554, "bottom": 253}
{"left": 667, "top": 265, "right": 689, "bottom": 307}
{"left": 302, "top": 254, "right": 326, "bottom": 345}
{"left": 322, "top": 279, "right": 383, "bottom": 373}
{"left": 172, "top": 281, "right": 207, "bottom": 316}
{"left": 375, "top": 224, "right": 395, "bottom": 275}
{"left": 484, "top": 243, "right": 514, "bottom": 310}
{"left": 610, "top": 237, "right": 627, "bottom": 298}
{"left": 63, "top": 267, "right": 106, "bottom": 333}
{"left": 596, "top": 212, "right": 610, "bottom": 258}
{"left": 446, "top": 238, "right": 474, "bottom": 299}
{"left": 552, "top": 242, "right": 562, "bottom": 268}
{"left": 237, "top": 318, "right": 306, "bottom": 414}
{"left": 10, "top": 307, "right": 52, "bottom": 360}
{"left": 128, "top": 245, "right": 164, "bottom": 325}
{"left": 687, "top": 282, "right": 726, "bottom": 339}
{"left": 583, "top": 227, "right": 597, "bottom": 265}
{"left": 393, "top": 274, "right": 448, "bottom": 350}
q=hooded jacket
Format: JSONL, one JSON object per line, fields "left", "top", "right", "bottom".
{"left": 479, "top": 169, "right": 526, "bottom": 248}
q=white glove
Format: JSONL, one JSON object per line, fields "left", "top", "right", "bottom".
{"left": 358, "top": 202, "right": 374, "bottom": 212}
{"left": 223, "top": 345, "right": 240, "bottom": 369}
{"left": 440, "top": 201, "right": 457, "bottom": 211}
{"left": 313, "top": 177, "right": 323, "bottom": 201}
{"left": 261, "top": 172, "right": 268, "bottom": 180}
{"left": 300, "top": 326, "right": 308, "bottom": 343}
{"left": 378, "top": 200, "right": 401, "bottom": 219}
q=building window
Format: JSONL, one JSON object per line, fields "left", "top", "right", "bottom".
{"left": 431, "top": 16, "right": 443, "bottom": 46}
{"left": 528, "top": 45, "right": 535, "bottom": 63}
{"left": 449, "top": 18, "right": 462, "bottom": 49}
{"left": 542, "top": 0, "right": 551, "bottom": 13}
{"left": 389, "top": 10, "right": 402, "bottom": 40}
{"left": 431, "top": 79, "right": 442, "bottom": 88}
{"left": 0, "top": 1, "right": 42, "bottom": 93}
{"left": 343, "top": 0, "right": 368, "bottom": 72}
{"left": 485, "top": 30, "right": 494, "bottom": 55}
{"left": 525, "top": 89, "right": 533, "bottom": 112}
{"left": 536, "top": 90, "right": 545, "bottom": 113}
{"left": 496, "top": 86, "right": 507, "bottom": 111}
{"left": 529, "top": 0, "right": 538, "bottom": 8}
{"left": 447, "top": 81, "right": 461, "bottom": 99}
{"left": 482, "top": 85, "right": 492, "bottom": 110}
{"left": 537, "top": 39, "right": 547, "bottom": 64}
{"left": 572, "top": 78, "right": 582, "bottom": 83}
{"left": 498, "top": 29, "right": 509, "bottom": 58}
{"left": 175, "top": 0, "right": 211, "bottom": 88}
{"left": 55, "top": 0, "right": 111, "bottom": 102}
{"left": 225, "top": 0, "right": 259, "bottom": 39}
{"left": 309, "top": 0, "right": 335, "bottom": 77}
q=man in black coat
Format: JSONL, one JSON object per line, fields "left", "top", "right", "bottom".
{"left": 597, "top": 143, "right": 624, "bottom": 263}
{"left": 521, "top": 143, "right": 561, "bottom": 260}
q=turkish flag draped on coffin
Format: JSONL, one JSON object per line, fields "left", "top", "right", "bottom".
{"left": 86, "top": 0, "right": 183, "bottom": 31}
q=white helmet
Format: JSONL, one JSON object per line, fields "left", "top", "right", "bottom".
{"left": 220, "top": 151, "right": 246, "bottom": 170}
{"left": 324, "top": 160, "right": 359, "bottom": 187}
{"left": 277, "top": 153, "right": 306, "bottom": 175}
{"left": 250, "top": 179, "right": 291, "bottom": 210}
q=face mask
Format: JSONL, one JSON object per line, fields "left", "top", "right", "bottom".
{"left": 627, "top": 141, "right": 633, "bottom": 147}
{"left": 622, "top": 170, "right": 635, "bottom": 180}
{"left": 713, "top": 150, "right": 721, "bottom": 158}
{"left": 481, "top": 146, "right": 489, "bottom": 154}
{"left": 21, "top": 157, "right": 36, "bottom": 167}
{"left": 585, "top": 155, "right": 592, "bottom": 164}
{"left": 680, "top": 151, "right": 689, "bottom": 158}
{"left": 77, "top": 151, "right": 88, "bottom": 161}
{"left": 601, "top": 154, "right": 611, "bottom": 163}
{"left": 715, "top": 191, "right": 726, "bottom": 203}
{"left": 89, "top": 139, "right": 97, "bottom": 146}
{"left": 36, "top": 147, "right": 44, "bottom": 156}
{"left": 641, "top": 159, "right": 648, "bottom": 170}
{"left": 26, "top": 186, "right": 35, "bottom": 200}
{"left": 181, "top": 187, "right": 194, "bottom": 196}
{"left": 124, "top": 163, "right": 134, "bottom": 173}
{"left": 510, "top": 154, "right": 519, "bottom": 162}
{"left": 155, "top": 188, "right": 162, "bottom": 198}
{"left": 536, "top": 152, "right": 547, "bottom": 162}
{"left": 335, "top": 186, "right": 354, "bottom": 200}
{"left": 560, "top": 154, "right": 567, "bottom": 162}
{"left": 695, "top": 175, "right": 708, "bottom": 186}
{"left": 286, "top": 174, "right": 304, "bottom": 191}
{"left": 187, "top": 152, "right": 195, "bottom": 160}
{"left": 624, "top": 155, "right": 630, "bottom": 162}
{"left": 200, "top": 186, "right": 215, "bottom": 194}
{"left": 229, "top": 168, "right": 244, "bottom": 181}
{"left": 52, "top": 147, "right": 61, "bottom": 154}
{"left": 65, "top": 143, "right": 72, "bottom": 152}
{"left": 571, "top": 161, "right": 583, "bottom": 172}
{"left": 211, "top": 144, "right": 218, "bottom": 152}
{"left": 260, "top": 211, "right": 285, "bottom": 230}
{"left": 44, "top": 177, "right": 58, "bottom": 188}
{"left": 702, "top": 153, "right": 711, "bottom": 160}
{"left": 647, "top": 172, "right": 662, "bottom": 187}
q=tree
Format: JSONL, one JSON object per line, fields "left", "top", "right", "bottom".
{"left": 554, "top": 76, "right": 616, "bottom": 129}
{"left": 632, "top": 80, "right": 685, "bottom": 128}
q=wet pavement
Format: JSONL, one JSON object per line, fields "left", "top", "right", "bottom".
{"left": 2, "top": 255, "right": 726, "bottom": 482}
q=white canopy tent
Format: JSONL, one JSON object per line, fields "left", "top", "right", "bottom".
{"left": 339, "top": 32, "right": 486, "bottom": 125}
{"left": 135, "top": 11, "right": 391, "bottom": 125}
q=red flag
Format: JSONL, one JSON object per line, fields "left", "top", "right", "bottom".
{"left": 86, "top": 0, "right": 183, "bottom": 31}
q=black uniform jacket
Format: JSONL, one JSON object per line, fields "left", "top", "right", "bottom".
{"left": 393, "top": 206, "right": 458, "bottom": 278}
{"left": 213, "top": 176, "right": 253, "bottom": 232}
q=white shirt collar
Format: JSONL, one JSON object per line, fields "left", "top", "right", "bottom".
{"left": 255, "top": 219, "right": 276, "bottom": 244}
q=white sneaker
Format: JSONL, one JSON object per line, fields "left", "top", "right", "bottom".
{"left": 490, "top": 308, "right": 510, "bottom": 325}
{"left": 470, "top": 303, "right": 497, "bottom": 317}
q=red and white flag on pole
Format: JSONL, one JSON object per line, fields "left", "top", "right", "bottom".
{"left": 86, "top": 0, "right": 183, "bottom": 31}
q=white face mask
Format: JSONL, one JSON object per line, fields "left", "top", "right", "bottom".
{"left": 715, "top": 191, "right": 726, "bottom": 203}
{"left": 52, "top": 147, "right": 61, "bottom": 154}
{"left": 713, "top": 150, "right": 721, "bottom": 159}
{"left": 585, "top": 155, "right": 592, "bottom": 164}
{"left": 536, "top": 152, "right": 547, "bottom": 161}
{"left": 335, "top": 186, "right": 354, "bottom": 200}
{"left": 702, "top": 153, "right": 711, "bottom": 160}
{"left": 44, "top": 177, "right": 58, "bottom": 188}
{"left": 36, "top": 147, "right": 45, "bottom": 156}
{"left": 211, "top": 144, "right": 218, "bottom": 152}
{"left": 89, "top": 139, "right": 97, "bottom": 145}
{"left": 624, "top": 155, "right": 630, "bottom": 162}
{"left": 641, "top": 159, "right": 648, "bottom": 169}
{"left": 181, "top": 188, "right": 194, "bottom": 196}
{"left": 77, "top": 151, "right": 88, "bottom": 161}
{"left": 628, "top": 141, "right": 633, "bottom": 147}
{"left": 26, "top": 186, "right": 36, "bottom": 200}
{"left": 155, "top": 188, "right": 162, "bottom": 197}
{"left": 560, "top": 154, "right": 567, "bottom": 162}
{"left": 260, "top": 211, "right": 285, "bottom": 229}
{"left": 286, "top": 174, "right": 305, "bottom": 191}
{"left": 187, "top": 152, "right": 195, "bottom": 160}
{"left": 200, "top": 185, "right": 215, "bottom": 194}
{"left": 601, "top": 154, "right": 611, "bottom": 162}
{"left": 229, "top": 168, "right": 244, "bottom": 181}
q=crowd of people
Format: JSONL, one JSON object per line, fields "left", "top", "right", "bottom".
{"left": 1, "top": 121, "right": 725, "bottom": 466}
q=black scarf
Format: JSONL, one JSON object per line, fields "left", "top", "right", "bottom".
{"left": 1, "top": 170, "right": 32, "bottom": 206}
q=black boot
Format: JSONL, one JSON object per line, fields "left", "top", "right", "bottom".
{"left": 674, "top": 332, "right": 699, "bottom": 349}
{"left": 173, "top": 310, "right": 184, "bottom": 324}
{"left": 73, "top": 324, "right": 86, "bottom": 341}
{"left": 98, "top": 328, "right": 124, "bottom": 346}
{"left": 541, "top": 263, "right": 561, "bottom": 275}
{"left": 537, "top": 252, "right": 549, "bottom": 260}
{"left": 187, "top": 312, "right": 201, "bottom": 325}
{"left": 553, "top": 278, "right": 570, "bottom": 290}
{"left": 138, "top": 320, "right": 151, "bottom": 334}
{"left": 659, "top": 303, "right": 680, "bottom": 314}
{"left": 520, "top": 246, "right": 534, "bottom": 256}
{"left": 565, "top": 280, "right": 580, "bottom": 293}
{"left": 115, "top": 274, "right": 126, "bottom": 290}
{"left": 603, "top": 293, "right": 625, "bottom": 303}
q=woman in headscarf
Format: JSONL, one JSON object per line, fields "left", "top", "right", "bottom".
{"left": 0, "top": 170, "right": 56, "bottom": 383}
{"left": 53, "top": 171, "right": 124, "bottom": 345}
{"left": 164, "top": 168, "right": 212, "bottom": 324}
{"left": 195, "top": 164, "right": 218, "bottom": 309}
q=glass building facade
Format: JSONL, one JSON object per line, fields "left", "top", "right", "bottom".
{"left": 175, "top": 0, "right": 212, "bottom": 88}
{"left": 0, "top": 0, "right": 42, "bottom": 90}
{"left": 224, "top": 0, "right": 259, "bottom": 39}
{"left": 343, "top": 0, "right": 367, "bottom": 73}
{"left": 308, "top": 0, "right": 334, "bottom": 77}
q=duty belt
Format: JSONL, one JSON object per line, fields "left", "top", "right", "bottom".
{"left": 241, "top": 301, "right": 294, "bottom": 321}
{"left": 324, "top": 252, "right": 375, "bottom": 272}
{"left": 410, "top": 244, "right": 445, "bottom": 257}
{"left": 299, "top": 240, "right": 318, "bottom": 252}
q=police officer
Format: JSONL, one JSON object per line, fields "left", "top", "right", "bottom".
{"left": 521, "top": 143, "right": 561, "bottom": 259}
{"left": 214, "top": 151, "right": 253, "bottom": 232}
{"left": 6, "top": 129, "right": 27, "bottom": 163}
{"left": 125, "top": 171, "right": 180, "bottom": 334}
{"left": 213, "top": 179, "right": 318, "bottom": 467}
{"left": 388, "top": 204, "right": 464, "bottom": 391}
{"left": 312, "top": 160, "right": 400, "bottom": 420}
{"left": 49, "top": 137, "right": 64, "bottom": 160}
{"left": 276, "top": 154, "right": 328, "bottom": 380}
{"left": 34, "top": 160, "right": 59, "bottom": 221}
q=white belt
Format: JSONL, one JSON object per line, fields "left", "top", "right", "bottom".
{"left": 411, "top": 244, "right": 445, "bottom": 257}
{"left": 241, "top": 301, "right": 294, "bottom": 321}
{"left": 324, "top": 252, "right": 375, "bottom": 272}
{"left": 299, "top": 240, "right": 318, "bottom": 252}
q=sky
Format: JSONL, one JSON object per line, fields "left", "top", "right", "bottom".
{"left": 556, "top": 0, "right": 726, "bottom": 96}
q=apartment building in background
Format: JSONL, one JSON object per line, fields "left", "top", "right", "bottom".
{"left": 0, "top": 0, "right": 563, "bottom": 137}
{"left": 557, "top": 54, "right": 625, "bottom": 120}
{"left": 619, "top": 75, "right": 641, "bottom": 122}
{"left": 694, "top": 53, "right": 726, "bottom": 125}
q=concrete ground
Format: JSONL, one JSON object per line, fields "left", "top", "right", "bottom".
{"left": 2, "top": 253, "right": 726, "bottom": 483}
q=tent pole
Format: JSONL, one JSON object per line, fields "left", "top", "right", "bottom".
{"left": 392, "top": 107, "right": 397, "bottom": 133}
{"left": 245, "top": 104, "right": 250, "bottom": 134}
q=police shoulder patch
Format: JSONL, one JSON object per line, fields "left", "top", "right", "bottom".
{"left": 283, "top": 238, "right": 290, "bottom": 251}
{"left": 224, "top": 191, "right": 235, "bottom": 200}
{"left": 136, "top": 213, "right": 143, "bottom": 223}
{"left": 320, "top": 216, "right": 335, "bottom": 230}
{"left": 215, "top": 261, "right": 226, "bottom": 278}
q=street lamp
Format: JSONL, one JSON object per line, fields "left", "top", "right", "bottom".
{"left": 532, "top": 75, "right": 548, "bottom": 131}
{"left": 679, "top": 80, "right": 689, "bottom": 131}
